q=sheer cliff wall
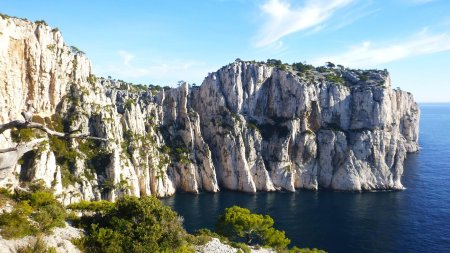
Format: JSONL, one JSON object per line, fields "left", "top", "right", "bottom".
{"left": 0, "top": 17, "right": 419, "bottom": 204}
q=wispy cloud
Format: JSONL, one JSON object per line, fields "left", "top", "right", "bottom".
{"left": 94, "top": 51, "right": 213, "bottom": 85}
{"left": 118, "top": 50, "right": 135, "bottom": 65}
{"left": 331, "top": 3, "right": 380, "bottom": 31}
{"left": 312, "top": 29, "right": 450, "bottom": 67}
{"left": 254, "top": 0, "right": 355, "bottom": 47}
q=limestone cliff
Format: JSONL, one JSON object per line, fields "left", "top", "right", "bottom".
{"left": 0, "top": 16, "right": 419, "bottom": 203}
{"left": 191, "top": 62, "right": 419, "bottom": 192}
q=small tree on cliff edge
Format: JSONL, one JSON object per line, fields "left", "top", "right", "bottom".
{"left": 215, "top": 206, "right": 290, "bottom": 249}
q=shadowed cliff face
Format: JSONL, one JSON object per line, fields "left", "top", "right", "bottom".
{"left": 0, "top": 17, "right": 419, "bottom": 203}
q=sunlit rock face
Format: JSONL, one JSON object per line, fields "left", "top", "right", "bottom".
{"left": 191, "top": 61, "right": 419, "bottom": 192}
{"left": 0, "top": 17, "right": 419, "bottom": 202}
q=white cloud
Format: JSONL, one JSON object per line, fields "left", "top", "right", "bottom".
{"left": 255, "top": 0, "right": 354, "bottom": 47}
{"left": 118, "top": 50, "right": 135, "bottom": 65}
{"left": 331, "top": 2, "right": 380, "bottom": 31}
{"left": 312, "top": 29, "right": 450, "bottom": 67}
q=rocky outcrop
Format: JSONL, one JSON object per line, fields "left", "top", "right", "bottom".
{"left": 0, "top": 16, "right": 419, "bottom": 202}
{"left": 191, "top": 62, "right": 419, "bottom": 192}
{"left": 0, "top": 16, "right": 217, "bottom": 203}
{"left": 196, "top": 238, "right": 276, "bottom": 253}
{"left": 0, "top": 223, "right": 83, "bottom": 253}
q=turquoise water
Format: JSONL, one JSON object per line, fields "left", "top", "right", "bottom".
{"left": 162, "top": 104, "right": 450, "bottom": 253}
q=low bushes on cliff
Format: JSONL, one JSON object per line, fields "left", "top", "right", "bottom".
{"left": 214, "top": 206, "right": 327, "bottom": 253}
{"left": 16, "top": 234, "right": 57, "bottom": 253}
{"left": 0, "top": 182, "right": 325, "bottom": 253}
{"left": 0, "top": 181, "right": 66, "bottom": 239}
{"left": 67, "top": 199, "right": 114, "bottom": 214}
{"left": 0, "top": 200, "right": 36, "bottom": 238}
{"left": 72, "top": 196, "right": 193, "bottom": 253}
{"left": 216, "top": 206, "right": 290, "bottom": 250}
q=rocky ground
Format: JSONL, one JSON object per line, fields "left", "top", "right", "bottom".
{"left": 196, "top": 238, "right": 276, "bottom": 253}
{"left": 0, "top": 230, "right": 275, "bottom": 253}
{"left": 0, "top": 223, "right": 83, "bottom": 253}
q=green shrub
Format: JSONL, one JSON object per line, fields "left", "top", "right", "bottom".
{"left": 0, "top": 182, "right": 66, "bottom": 238}
{"left": 70, "top": 46, "right": 84, "bottom": 55}
{"left": 230, "top": 242, "right": 251, "bottom": 253}
{"left": 77, "top": 139, "right": 110, "bottom": 177}
{"left": 316, "top": 66, "right": 327, "bottom": 73}
{"left": 0, "top": 201, "right": 36, "bottom": 238}
{"left": 359, "top": 73, "right": 369, "bottom": 81}
{"left": 71, "top": 237, "right": 87, "bottom": 252}
{"left": 0, "top": 187, "right": 12, "bottom": 206}
{"left": 25, "top": 183, "right": 66, "bottom": 233}
{"left": 191, "top": 234, "right": 211, "bottom": 246}
{"left": 28, "top": 189, "right": 56, "bottom": 207}
{"left": 31, "top": 115, "right": 46, "bottom": 125}
{"left": 67, "top": 200, "right": 114, "bottom": 214}
{"left": 216, "top": 206, "right": 290, "bottom": 250}
{"left": 289, "top": 246, "right": 327, "bottom": 253}
{"left": 266, "top": 59, "right": 282, "bottom": 68}
{"left": 325, "top": 62, "right": 335, "bottom": 68}
{"left": 0, "top": 187, "right": 12, "bottom": 196}
{"left": 292, "top": 62, "right": 314, "bottom": 73}
{"left": 160, "top": 144, "right": 172, "bottom": 154}
{"left": 88, "top": 74, "right": 97, "bottom": 86}
{"left": 194, "top": 228, "right": 216, "bottom": 237}
{"left": 11, "top": 128, "right": 36, "bottom": 142}
{"left": 47, "top": 44, "right": 56, "bottom": 51}
{"left": 72, "top": 57, "right": 78, "bottom": 70}
{"left": 35, "top": 20, "right": 48, "bottom": 26}
{"left": 125, "top": 99, "right": 135, "bottom": 110}
{"left": 0, "top": 13, "right": 10, "bottom": 19}
{"left": 78, "top": 196, "right": 193, "bottom": 253}
{"left": 325, "top": 74, "right": 344, "bottom": 84}
{"left": 66, "top": 210, "right": 81, "bottom": 224}
{"left": 189, "top": 229, "right": 217, "bottom": 246}
{"left": 83, "top": 225, "right": 122, "bottom": 253}
{"left": 16, "top": 235, "right": 55, "bottom": 253}
{"left": 48, "top": 135, "right": 78, "bottom": 187}
{"left": 32, "top": 204, "right": 66, "bottom": 233}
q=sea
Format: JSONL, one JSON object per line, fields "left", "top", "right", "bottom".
{"left": 162, "top": 103, "right": 450, "bottom": 253}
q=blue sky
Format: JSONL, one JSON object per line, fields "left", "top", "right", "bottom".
{"left": 2, "top": 0, "right": 450, "bottom": 102}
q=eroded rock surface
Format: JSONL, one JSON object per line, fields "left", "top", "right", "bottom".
{"left": 0, "top": 17, "right": 419, "bottom": 202}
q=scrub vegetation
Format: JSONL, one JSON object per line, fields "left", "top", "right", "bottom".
{"left": 0, "top": 180, "right": 326, "bottom": 253}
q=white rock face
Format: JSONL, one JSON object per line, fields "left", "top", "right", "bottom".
{"left": 0, "top": 17, "right": 419, "bottom": 201}
{"left": 196, "top": 238, "right": 237, "bottom": 253}
{"left": 0, "top": 17, "right": 220, "bottom": 200}
{"left": 0, "top": 223, "right": 83, "bottom": 253}
{"left": 191, "top": 62, "right": 419, "bottom": 192}
{"left": 196, "top": 238, "right": 276, "bottom": 253}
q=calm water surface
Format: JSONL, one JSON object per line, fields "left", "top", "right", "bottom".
{"left": 162, "top": 104, "right": 450, "bottom": 253}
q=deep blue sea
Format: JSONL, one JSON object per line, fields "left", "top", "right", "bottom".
{"left": 162, "top": 104, "right": 450, "bottom": 253}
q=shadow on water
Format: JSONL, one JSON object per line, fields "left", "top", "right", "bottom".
{"left": 161, "top": 104, "right": 450, "bottom": 253}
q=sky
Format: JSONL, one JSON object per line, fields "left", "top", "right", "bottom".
{"left": 2, "top": 0, "right": 450, "bottom": 102}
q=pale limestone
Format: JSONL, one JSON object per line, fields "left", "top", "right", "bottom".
{"left": 0, "top": 17, "right": 420, "bottom": 202}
